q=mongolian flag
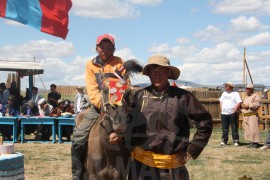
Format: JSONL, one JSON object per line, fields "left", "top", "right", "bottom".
{"left": 0, "top": 0, "right": 72, "bottom": 39}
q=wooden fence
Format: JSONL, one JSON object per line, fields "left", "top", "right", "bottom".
{"left": 53, "top": 86, "right": 270, "bottom": 129}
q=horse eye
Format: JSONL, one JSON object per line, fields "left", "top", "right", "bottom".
{"left": 127, "top": 114, "right": 132, "bottom": 123}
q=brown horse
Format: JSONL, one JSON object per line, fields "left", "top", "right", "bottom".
{"left": 75, "top": 60, "right": 143, "bottom": 180}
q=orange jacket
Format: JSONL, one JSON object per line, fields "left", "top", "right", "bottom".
{"left": 86, "top": 55, "right": 124, "bottom": 109}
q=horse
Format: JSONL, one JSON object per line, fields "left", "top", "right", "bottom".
{"left": 75, "top": 60, "right": 143, "bottom": 180}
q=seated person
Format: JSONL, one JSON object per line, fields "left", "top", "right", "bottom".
{"left": 20, "top": 100, "right": 39, "bottom": 135}
{"left": 38, "top": 98, "right": 53, "bottom": 116}
{"left": 36, "top": 98, "right": 54, "bottom": 140}
{"left": 7, "top": 95, "right": 20, "bottom": 117}
{"left": 0, "top": 96, "right": 20, "bottom": 140}
{"left": 50, "top": 99, "right": 75, "bottom": 141}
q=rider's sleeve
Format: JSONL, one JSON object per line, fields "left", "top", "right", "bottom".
{"left": 86, "top": 60, "right": 102, "bottom": 110}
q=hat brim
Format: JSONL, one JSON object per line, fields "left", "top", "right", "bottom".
{"left": 223, "top": 83, "right": 234, "bottom": 88}
{"left": 142, "top": 64, "right": 180, "bottom": 80}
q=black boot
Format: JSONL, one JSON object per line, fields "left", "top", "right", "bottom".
{"left": 71, "top": 146, "right": 86, "bottom": 180}
{"left": 247, "top": 142, "right": 259, "bottom": 148}
{"left": 250, "top": 142, "right": 259, "bottom": 148}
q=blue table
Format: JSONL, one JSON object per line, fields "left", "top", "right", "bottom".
{"left": 20, "top": 116, "right": 56, "bottom": 143}
{"left": 57, "top": 116, "right": 75, "bottom": 143}
{"left": 0, "top": 116, "right": 18, "bottom": 143}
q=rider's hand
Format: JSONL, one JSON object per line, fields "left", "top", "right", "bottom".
{"left": 109, "top": 132, "right": 122, "bottom": 145}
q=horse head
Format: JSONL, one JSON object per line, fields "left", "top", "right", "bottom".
{"left": 100, "top": 59, "right": 143, "bottom": 134}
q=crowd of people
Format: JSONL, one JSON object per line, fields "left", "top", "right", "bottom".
{"left": 0, "top": 82, "right": 91, "bottom": 141}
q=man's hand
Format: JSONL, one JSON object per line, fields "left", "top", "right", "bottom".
{"left": 109, "top": 132, "right": 123, "bottom": 144}
{"left": 241, "top": 104, "right": 249, "bottom": 110}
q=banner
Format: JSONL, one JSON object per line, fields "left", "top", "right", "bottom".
{"left": 0, "top": 0, "right": 72, "bottom": 39}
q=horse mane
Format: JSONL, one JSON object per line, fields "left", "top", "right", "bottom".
{"left": 122, "top": 59, "right": 143, "bottom": 76}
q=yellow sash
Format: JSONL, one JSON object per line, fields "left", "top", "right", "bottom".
{"left": 243, "top": 111, "right": 258, "bottom": 117}
{"left": 131, "top": 146, "right": 186, "bottom": 169}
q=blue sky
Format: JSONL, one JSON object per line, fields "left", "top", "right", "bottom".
{"left": 1, "top": 0, "right": 270, "bottom": 90}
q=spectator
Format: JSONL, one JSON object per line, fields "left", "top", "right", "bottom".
{"left": 48, "top": 84, "right": 61, "bottom": 108}
{"left": 50, "top": 99, "right": 75, "bottom": 141}
{"left": 31, "top": 86, "right": 43, "bottom": 106}
{"left": 21, "top": 100, "right": 39, "bottom": 135}
{"left": 0, "top": 96, "right": 20, "bottom": 140}
{"left": 241, "top": 84, "right": 261, "bottom": 148}
{"left": 38, "top": 98, "right": 53, "bottom": 116}
{"left": 260, "top": 131, "right": 270, "bottom": 150}
{"left": 36, "top": 98, "right": 54, "bottom": 140}
{"left": 9, "top": 81, "right": 22, "bottom": 107}
{"left": 219, "top": 82, "right": 242, "bottom": 146}
{"left": 7, "top": 96, "right": 20, "bottom": 117}
{"left": 73, "top": 86, "right": 90, "bottom": 113}
{"left": 0, "top": 82, "right": 10, "bottom": 115}
{"left": 262, "top": 88, "right": 268, "bottom": 99}
{"left": 126, "top": 55, "right": 213, "bottom": 179}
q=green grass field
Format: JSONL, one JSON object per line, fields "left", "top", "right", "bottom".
{"left": 13, "top": 128, "right": 270, "bottom": 180}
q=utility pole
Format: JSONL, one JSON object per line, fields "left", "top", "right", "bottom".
{"left": 243, "top": 47, "right": 254, "bottom": 84}
{"left": 243, "top": 47, "right": 246, "bottom": 84}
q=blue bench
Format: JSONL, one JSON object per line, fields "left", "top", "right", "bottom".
{"left": 0, "top": 117, "right": 18, "bottom": 143}
{"left": 57, "top": 117, "right": 75, "bottom": 143}
{"left": 20, "top": 117, "right": 56, "bottom": 143}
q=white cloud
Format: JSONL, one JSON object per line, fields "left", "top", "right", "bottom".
{"left": 194, "top": 25, "right": 222, "bottom": 41}
{"left": 0, "top": 40, "right": 74, "bottom": 60}
{"left": 72, "top": 0, "right": 140, "bottom": 19}
{"left": 4, "top": 19, "right": 26, "bottom": 27}
{"left": 128, "top": 0, "right": 162, "bottom": 6}
{"left": 230, "top": 16, "right": 268, "bottom": 33}
{"left": 176, "top": 37, "right": 191, "bottom": 45}
{"left": 241, "top": 32, "right": 270, "bottom": 46}
{"left": 148, "top": 43, "right": 197, "bottom": 59}
{"left": 211, "top": 0, "right": 270, "bottom": 15}
{"left": 184, "top": 42, "right": 241, "bottom": 64}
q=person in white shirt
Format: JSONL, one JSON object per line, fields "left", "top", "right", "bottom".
{"left": 36, "top": 98, "right": 53, "bottom": 140}
{"left": 73, "top": 86, "right": 91, "bottom": 114}
{"left": 38, "top": 98, "right": 53, "bottom": 116}
{"left": 219, "top": 82, "right": 242, "bottom": 146}
{"left": 31, "top": 87, "right": 43, "bottom": 106}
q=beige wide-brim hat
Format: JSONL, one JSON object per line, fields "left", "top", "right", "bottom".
{"left": 246, "top": 84, "right": 254, "bottom": 89}
{"left": 223, "top": 82, "right": 234, "bottom": 88}
{"left": 142, "top": 55, "right": 180, "bottom": 80}
{"left": 76, "top": 86, "right": 84, "bottom": 90}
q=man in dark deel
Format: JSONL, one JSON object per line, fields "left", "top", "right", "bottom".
{"left": 127, "top": 55, "right": 213, "bottom": 179}
{"left": 47, "top": 84, "right": 61, "bottom": 108}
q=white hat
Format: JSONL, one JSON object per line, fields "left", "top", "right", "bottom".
{"left": 38, "top": 98, "right": 47, "bottom": 105}
{"left": 246, "top": 84, "right": 254, "bottom": 89}
{"left": 223, "top": 82, "right": 234, "bottom": 88}
{"left": 76, "top": 86, "right": 84, "bottom": 90}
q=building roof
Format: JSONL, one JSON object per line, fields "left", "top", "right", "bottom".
{"left": 0, "top": 60, "right": 44, "bottom": 76}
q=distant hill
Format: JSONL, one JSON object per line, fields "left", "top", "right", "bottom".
{"left": 135, "top": 80, "right": 269, "bottom": 91}
{"left": 134, "top": 79, "right": 218, "bottom": 89}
